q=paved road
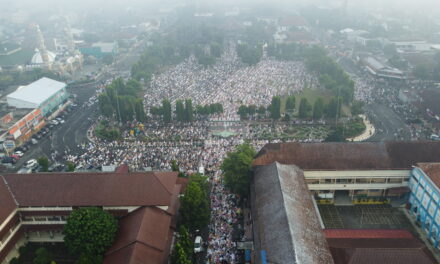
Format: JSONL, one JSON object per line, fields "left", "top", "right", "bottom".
{"left": 11, "top": 83, "right": 100, "bottom": 171}
{"left": 366, "top": 103, "right": 411, "bottom": 141}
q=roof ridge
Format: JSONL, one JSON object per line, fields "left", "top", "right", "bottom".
{"left": 273, "top": 162, "right": 297, "bottom": 263}
{"left": 152, "top": 172, "right": 174, "bottom": 195}
{"left": 1, "top": 175, "right": 19, "bottom": 206}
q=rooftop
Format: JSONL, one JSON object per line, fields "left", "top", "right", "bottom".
{"left": 327, "top": 238, "right": 437, "bottom": 264}
{"left": 253, "top": 142, "right": 440, "bottom": 170}
{"left": 251, "top": 162, "right": 334, "bottom": 264}
{"left": 6, "top": 77, "right": 66, "bottom": 106}
{"left": 417, "top": 162, "right": 440, "bottom": 189}
{"left": 104, "top": 207, "right": 173, "bottom": 264}
{"left": 0, "top": 171, "right": 178, "bottom": 208}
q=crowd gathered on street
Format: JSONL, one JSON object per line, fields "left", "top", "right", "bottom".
{"left": 62, "top": 46, "right": 401, "bottom": 264}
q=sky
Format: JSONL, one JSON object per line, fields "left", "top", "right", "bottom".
{"left": 1, "top": 0, "right": 439, "bottom": 17}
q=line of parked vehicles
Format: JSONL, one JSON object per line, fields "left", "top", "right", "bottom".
{"left": 1, "top": 104, "right": 77, "bottom": 171}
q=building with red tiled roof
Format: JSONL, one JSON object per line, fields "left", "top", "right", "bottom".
{"left": 327, "top": 238, "right": 437, "bottom": 264}
{"left": 0, "top": 171, "right": 183, "bottom": 264}
{"left": 324, "top": 229, "right": 414, "bottom": 239}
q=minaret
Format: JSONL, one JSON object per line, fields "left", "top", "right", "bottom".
{"left": 34, "top": 24, "right": 50, "bottom": 67}
{"left": 64, "top": 16, "right": 76, "bottom": 54}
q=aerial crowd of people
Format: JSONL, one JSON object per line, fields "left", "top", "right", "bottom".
{"left": 63, "top": 45, "right": 386, "bottom": 263}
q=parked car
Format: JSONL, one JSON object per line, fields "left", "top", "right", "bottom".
{"left": 13, "top": 150, "right": 24, "bottom": 157}
{"left": 194, "top": 236, "right": 203, "bottom": 253}
{"left": 25, "top": 159, "right": 38, "bottom": 169}
{"left": 31, "top": 138, "right": 38, "bottom": 145}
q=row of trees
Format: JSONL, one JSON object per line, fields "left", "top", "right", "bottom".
{"left": 170, "top": 226, "right": 193, "bottom": 264}
{"left": 195, "top": 103, "right": 224, "bottom": 116}
{"left": 238, "top": 95, "right": 354, "bottom": 121}
{"left": 304, "top": 46, "right": 355, "bottom": 104}
{"left": 172, "top": 173, "right": 211, "bottom": 263}
{"left": 98, "top": 78, "right": 147, "bottom": 123}
{"left": 152, "top": 99, "right": 224, "bottom": 123}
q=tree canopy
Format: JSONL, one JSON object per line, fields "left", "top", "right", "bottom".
{"left": 63, "top": 207, "right": 118, "bottom": 261}
{"left": 221, "top": 142, "right": 256, "bottom": 198}
{"left": 179, "top": 178, "right": 210, "bottom": 232}
{"left": 298, "top": 98, "right": 312, "bottom": 118}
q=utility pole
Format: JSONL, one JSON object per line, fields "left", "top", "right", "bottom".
{"left": 115, "top": 88, "right": 122, "bottom": 126}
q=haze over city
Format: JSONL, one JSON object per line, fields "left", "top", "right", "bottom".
{"left": 0, "top": 0, "right": 440, "bottom": 264}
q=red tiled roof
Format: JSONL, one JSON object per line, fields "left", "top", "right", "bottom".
{"left": 2, "top": 172, "right": 178, "bottom": 207}
{"left": 104, "top": 207, "right": 172, "bottom": 264}
{"left": 254, "top": 142, "right": 440, "bottom": 170}
{"left": 0, "top": 176, "right": 17, "bottom": 223}
{"left": 115, "top": 164, "right": 129, "bottom": 173}
{"left": 418, "top": 163, "right": 440, "bottom": 189}
{"left": 324, "top": 229, "right": 413, "bottom": 239}
{"left": 328, "top": 238, "right": 437, "bottom": 264}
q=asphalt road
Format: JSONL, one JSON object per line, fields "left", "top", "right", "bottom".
{"left": 11, "top": 83, "right": 100, "bottom": 171}
{"left": 366, "top": 103, "right": 411, "bottom": 141}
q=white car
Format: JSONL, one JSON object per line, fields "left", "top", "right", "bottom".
{"left": 50, "top": 120, "right": 59, "bottom": 125}
{"left": 13, "top": 151, "right": 24, "bottom": 157}
{"left": 194, "top": 236, "right": 203, "bottom": 253}
{"left": 25, "top": 159, "right": 38, "bottom": 169}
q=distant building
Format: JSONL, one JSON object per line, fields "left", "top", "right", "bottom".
{"left": 6, "top": 77, "right": 68, "bottom": 116}
{"left": 360, "top": 56, "right": 406, "bottom": 80}
{"left": 79, "top": 42, "right": 118, "bottom": 59}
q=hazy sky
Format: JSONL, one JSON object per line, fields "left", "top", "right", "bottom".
{"left": 1, "top": 0, "right": 439, "bottom": 17}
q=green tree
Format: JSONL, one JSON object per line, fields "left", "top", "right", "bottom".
{"left": 33, "top": 247, "right": 53, "bottom": 264}
{"left": 184, "top": 99, "right": 194, "bottom": 122}
{"left": 162, "top": 99, "right": 172, "bottom": 123}
{"left": 134, "top": 99, "right": 147, "bottom": 122}
{"left": 257, "top": 106, "right": 266, "bottom": 118}
{"left": 325, "top": 97, "right": 342, "bottom": 119}
{"left": 285, "top": 96, "right": 296, "bottom": 113}
{"left": 351, "top": 100, "right": 365, "bottom": 116}
{"left": 238, "top": 105, "right": 248, "bottom": 120}
{"left": 66, "top": 162, "right": 75, "bottom": 172}
{"left": 189, "top": 173, "right": 209, "bottom": 195}
{"left": 298, "top": 98, "right": 312, "bottom": 118}
{"left": 176, "top": 100, "right": 185, "bottom": 122}
{"left": 313, "top": 97, "right": 324, "bottom": 119}
{"left": 37, "top": 157, "right": 49, "bottom": 172}
{"left": 170, "top": 242, "right": 191, "bottom": 264}
{"left": 325, "top": 126, "right": 347, "bottom": 142}
{"left": 269, "top": 96, "right": 281, "bottom": 120}
{"left": 63, "top": 207, "right": 117, "bottom": 261}
{"left": 98, "top": 94, "right": 114, "bottom": 118}
{"left": 178, "top": 226, "right": 193, "bottom": 257}
{"left": 179, "top": 181, "right": 210, "bottom": 232}
{"left": 221, "top": 143, "right": 256, "bottom": 198}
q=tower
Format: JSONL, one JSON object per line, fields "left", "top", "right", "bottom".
{"left": 33, "top": 24, "right": 51, "bottom": 68}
